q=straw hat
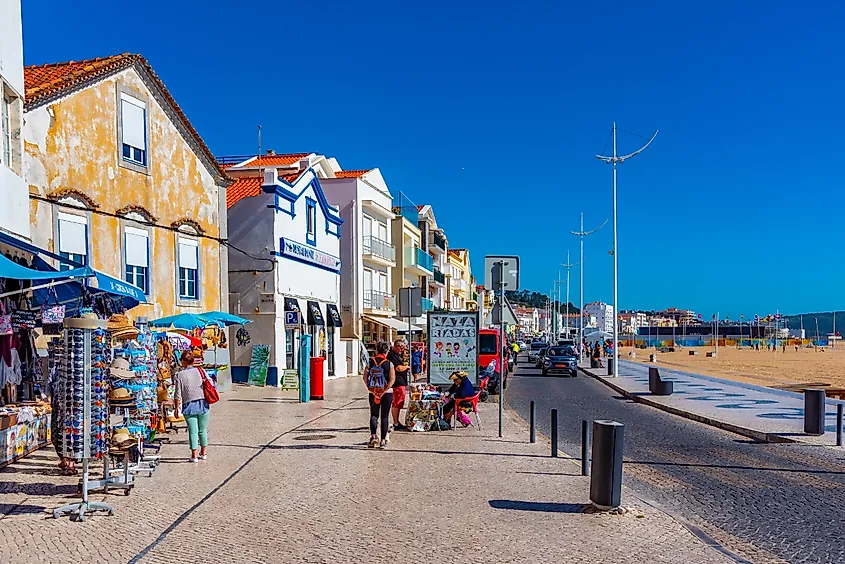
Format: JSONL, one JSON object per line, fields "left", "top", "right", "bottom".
{"left": 109, "top": 314, "right": 139, "bottom": 340}
{"left": 79, "top": 307, "right": 98, "bottom": 320}
{"left": 111, "top": 428, "right": 135, "bottom": 449}
{"left": 109, "top": 387, "right": 135, "bottom": 405}
{"left": 449, "top": 371, "right": 468, "bottom": 382}
{"left": 110, "top": 357, "right": 135, "bottom": 380}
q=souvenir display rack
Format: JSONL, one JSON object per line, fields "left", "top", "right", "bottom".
{"left": 53, "top": 318, "right": 115, "bottom": 521}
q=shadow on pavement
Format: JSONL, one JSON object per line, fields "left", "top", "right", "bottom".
{"left": 0, "top": 482, "right": 78, "bottom": 496}
{"left": 488, "top": 500, "right": 589, "bottom": 513}
{"left": 625, "top": 459, "right": 845, "bottom": 475}
{"left": 515, "top": 470, "right": 581, "bottom": 477}
{"left": 266, "top": 443, "right": 557, "bottom": 459}
{"left": 0, "top": 503, "right": 48, "bottom": 516}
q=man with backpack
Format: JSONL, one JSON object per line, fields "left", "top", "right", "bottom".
{"left": 363, "top": 341, "right": 396, "bottom": 449}
{"left": 387, "top": 339, "right": 412, "bottom": 432}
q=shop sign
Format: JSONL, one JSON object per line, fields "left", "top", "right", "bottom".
{"left": 281, "top": 369, "right": 299, "bottom": 390}
{"left": 285, "top": 311, "right": 300, "bottom": 329}
{"left": 426, "top": 311, "right": 479, "bottom": 386}
{"left": 279, "top": 238, "right": 340, "bottom": 273}
{"left": 247, "top": 344, "right": 271, "bottom": 387}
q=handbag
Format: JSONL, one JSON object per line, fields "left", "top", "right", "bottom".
{"left": 198, "top": 367, "right": 220, "bottom": 405}
{"left": 0, "top": 302, "right": 12, "bottom": 336}
{"left": 41, "top": 287, "right": 65, "bottom": 324}
{"left": 11, "top": 308, "right": 37, "bottom": 329}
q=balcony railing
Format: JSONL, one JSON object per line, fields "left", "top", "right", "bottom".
{"left": 422, "top": 298, "right": 434, "bottom": 312}
{"left": 392, "top": 191, "right": 419, "bottom": 225}
{"left": 431, "top": 231, "right": 446, "bottom": 252}
{"left": 404, "top": 247, "right": 433, "bottom": 272}
{"left": 363, "top": 235, "right": 395, "bottom": 263}
{"left": 451, "top": 278, "right": 465, "bottom": 291}
{"left": 364, "top": 290, "right": 396, "bottom": 311}
{"left": 433, "top": 267, "right": 446, "bottom": 285}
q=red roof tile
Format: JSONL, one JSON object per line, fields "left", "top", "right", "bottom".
{"left": 334, "top": 170, "right": 370, "bottom": 178}
{"left": 24, "top": 54, "right": 228, "bottom": 181}
{"left": 226, "top": 170, "right": 304, "bottom": 209}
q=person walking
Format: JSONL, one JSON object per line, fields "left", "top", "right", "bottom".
{"left": 173, "top": 350, "right": 211, "bottom": 462}
{"left": 387, "top": 339, "right": 411, "bottom": 432}
{"left": 363, "top": 341, "right": 395, "bottom": 449}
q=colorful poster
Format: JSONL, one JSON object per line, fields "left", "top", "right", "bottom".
{"left": 247, "top": 344, "right": 272, "bottom": 387}
{"left": 427, "top": 312, "right": 479, "bottom": 386}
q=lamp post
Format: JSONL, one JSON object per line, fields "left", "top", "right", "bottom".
{"left": 571, "top": 214, "right": 605, "bottom": 362}
{"left": 596, "top": 123, "right": 658, "bottom": 377}
{"left": 561, "top": 252, "right": 580, "bottom": 340}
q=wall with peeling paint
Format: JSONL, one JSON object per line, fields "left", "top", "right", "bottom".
{"left": 23, "top": 66, "right": 227, "bottom": 320}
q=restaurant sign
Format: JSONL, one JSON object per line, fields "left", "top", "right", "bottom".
{"left": 279, "top": 238, "right": 341, "bottom": 273}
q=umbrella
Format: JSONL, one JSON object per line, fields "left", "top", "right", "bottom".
{"left": 149, "top": 313, "right": 215, "bottom": 330}
{"left": 201, "top": 311, "right": 251, "bottom": 326}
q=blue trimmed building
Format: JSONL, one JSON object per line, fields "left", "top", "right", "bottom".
{"left": 223, "top": 153, "right": 345, "bottom": 385}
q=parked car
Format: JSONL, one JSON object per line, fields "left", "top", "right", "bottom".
{"left": 534, "top": 347, "right": 549, "bottom": 369}
{"left": 542, "top": 345, "right": 578, "bottom": 377}
{"left": 528, "top": 342, "right": 546, "bottom": 363}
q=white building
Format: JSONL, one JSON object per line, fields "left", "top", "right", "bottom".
{"left": 0, "top": 0, "right": 27, "bottom": 241}
{"left": 321, "top": 166, "right": 404, "bottom": 373}
{"left": 585, "top": 301, "right": 615, "bottom": 333}
{"left": 226, "top": 153, "right": 345, "bottom": 385}
{"left": 417, "top": 205, "right": 448, "bottom": 311}
{"left": 391, "top": 192, "right": 434, "bottom": 330}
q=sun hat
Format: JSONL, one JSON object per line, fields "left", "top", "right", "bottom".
{"left": 109, "top": 314, "right": 139, "bottom": 340}
{"left": 449, "top": 371, "right": 468, "bottom": 382}
{"left": 109, "top": 387, "right": 136, "bottom": 405}
{"left": 110, "top": 357, "right": 135, "bottom": 380}
{"left": 111, "top": 428, "right": 135, "bottom": 449}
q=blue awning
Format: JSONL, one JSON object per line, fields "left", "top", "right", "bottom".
{"left": 29, "top": 256, "right": 143, "bottom": 311}
{"left": 0, "top": 252, "right": 93, "bottom": 281}
{"left": 91, "top": 271, "right": 147, "bottom": 303}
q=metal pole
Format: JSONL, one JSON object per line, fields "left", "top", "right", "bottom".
{"left": 581, "top": 419, "right": 590, "bottom": 476}
{"left": 529, "top": 400, "right": 536, "bottom": 443}
{"left": 611, "top": 123, "right": 619, "bottom": 377}
{"left": 498, "top": 261, "right": 505, "bottom": 438}
{"left": 837, "top": 403, "right": 843, "bottom": 447}
{"left": 551, "top": 409, "right": 558, "bottom": 457}
{"left": 579, "top": 214, "right": 584, "bottom": 361}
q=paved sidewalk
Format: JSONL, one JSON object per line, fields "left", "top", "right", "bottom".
{"left": 1, "top": 378, "right": 731, "bottom": 564}
{"left": 583, "top": 360, "right": 844, "bottom": 446}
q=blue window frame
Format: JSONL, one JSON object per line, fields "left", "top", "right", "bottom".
{"left": 120, "top": 92, "right": 147, "bottom": 167}
{"left": 177, "top": 237, "right": 199, "bottom": 300}
{"left": 305, "top": 198, "right": 317, "bottom": 246}
{"left": 57, "top": 212, "right": 88, "bottom": 271}
{"left": 124, "top": 226, "right": 150, "bottom": 294}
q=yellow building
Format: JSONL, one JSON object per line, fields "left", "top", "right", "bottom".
{"left": 446, "top": 248, "right": 473, "bottom": 310}
{"left": 23, "top": 54, "right": 230, "bottom": 319}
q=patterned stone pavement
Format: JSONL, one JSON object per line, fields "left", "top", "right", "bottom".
{"left": 0, "top": 378, "right": 731, "bottom": 564}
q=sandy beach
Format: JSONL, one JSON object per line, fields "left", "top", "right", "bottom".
{"left": 622, "top": 345, "right": 845, "bottom": 391}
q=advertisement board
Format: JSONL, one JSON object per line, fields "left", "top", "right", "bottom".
{"left": 427, "top": 311, "right": 479, "bottom": 386}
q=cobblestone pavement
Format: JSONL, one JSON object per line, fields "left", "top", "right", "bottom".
{"left": 507, "top": 356, "right": 845, "bottom": 564}
{"left": 0, "top": 377, "right": 730, "bottom": 564}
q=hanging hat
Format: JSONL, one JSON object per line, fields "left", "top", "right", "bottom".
{"left": 109, "top": 314, "right": 139, "bottom": 340}
{"left": 111, "top": 428, "right": 135, "bottom": 449}
{"left": 109, "top": 387, "right": 136, "bottom": 405}
{"left": 110, "top": 357, "right": 135, "bottom": 380}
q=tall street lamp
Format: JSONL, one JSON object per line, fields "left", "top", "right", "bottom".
{"left": 571, "top": 213, "right": 606, "bottom": 362}
{"left": 596, "top": 123, "right": 658, "bottom": 376}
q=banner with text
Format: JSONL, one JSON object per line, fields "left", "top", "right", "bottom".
{"left": 427, "top": 311, "right": 479, "bottom": 386}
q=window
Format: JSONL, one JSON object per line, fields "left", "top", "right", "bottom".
{"left": 177, "top": 237, "right": 199, "bottom": 300}
{"left": 362, "top": 214, "right": 372, "bottom": 239}
{"left": 1, "top": 92, "right": 10, "bottom": 167}
{"left": 124, "top": 226, "right": 149, "bottom": 293}
{"left": 376, "top": 221, "right": 388, "bottom": 243}
{"left": 305, "top": 198, "right": 317, "bottom": 245}
{"left": 57, "top": 212, "right": 88, "bottom": 270}
{"left": 120, "top": 92, "right": 146, "bottom": 166}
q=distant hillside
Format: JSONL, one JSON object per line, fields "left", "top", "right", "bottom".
{"left": 781, "top": 312, "right": 845, "bottom": 337}
{"left": 505, "top": 289, "right": 580, "bottom": 314}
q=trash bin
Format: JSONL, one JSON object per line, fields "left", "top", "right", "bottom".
{"left": 590, "top": 420, "right": 624, "bottom": 510}
{"left": 309, "top": 357, "right": 325, "bottom": 400}
{"left": 804, "top": 389, "right": 825, "bottom": 435}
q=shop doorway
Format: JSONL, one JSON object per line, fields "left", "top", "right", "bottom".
{"left": 327, "top": 326, "right": 335, "bottom": 376}
{"left": 285, "top": 329, "right": 299, "bottom": 370}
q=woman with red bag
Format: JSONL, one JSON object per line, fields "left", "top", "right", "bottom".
{"left": 173, "top": 350, "right": 213, "bottom": 462}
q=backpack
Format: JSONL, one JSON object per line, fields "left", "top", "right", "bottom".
{"left": 367, "top": 355, "right": 388, "bottom": 390}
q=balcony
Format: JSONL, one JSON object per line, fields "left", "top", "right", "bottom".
{"left": 431, "top": 267, "right": 446, "bottom": 286}
{"left": 392, "top": 192, "right": 419, "bottom": 225}
{"left": 422, "top": 298, "right": 434, "bottom": 312}
{"left": 363, "top": 235, "right": 396, "bottom": 266}
{"left": 429, "top": 231, "right": 447, "bottom": 254}
{"left": 364, "top": 290, "right": 396, "bottom": 313}
{"left": 451, "top": 278, "right": 465, "bottom": 292}
{"left": 404, "top": 247, "right": 433, "bottom": 276}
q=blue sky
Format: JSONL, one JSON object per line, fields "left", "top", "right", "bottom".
{"left": 22, "top": 1, "right": 844, "bottom": 318}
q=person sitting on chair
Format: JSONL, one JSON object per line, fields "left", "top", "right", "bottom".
{"left": 442, "top": 371, "right": 476, "bottom": 427}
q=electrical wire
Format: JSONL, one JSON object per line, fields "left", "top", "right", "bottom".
{"left": 618, "top": 128, "right": 651, "bottom": 141}
{"left": 601, "top": 126, "right": 613, "bottom": 156}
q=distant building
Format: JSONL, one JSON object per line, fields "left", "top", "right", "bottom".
{"left": 618, "top": 311, "right": 647, "bottom": 334}
{"left": 657, "top": 307, "right": 697, "bottom": 326}
{"left": 585, "top": 301, "right": 615, "bottom": 333}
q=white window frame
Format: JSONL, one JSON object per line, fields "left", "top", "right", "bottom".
{"left": 116, "top": 84, "right": 150, "bottom": 174}
{"left": 1, "top": 90, "right": 10, "bottom": 168}
{"left": 57, "top": 212, "right": 88, "bottom": 271}
{"left": 123, "top": 224, "right": 150, "bottom": 295}
{"left": 176, "top": 236, "right": 200, "bottom": 303}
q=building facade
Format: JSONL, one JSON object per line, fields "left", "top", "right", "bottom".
{"left": 584, "top": 301, "right": 615, "bottom": 333}
{"left": 391, "top": 192, "right": 433, "bottom": 329}
{"left": 24, "top": 55, "right": 230, "bottom": 320}
{"left": 446, "top": 248, "right": 472, "bottom": 310}
{"left": 417, "top": 205, "right": 447, "bottom": 310}
{"left": 225, "top": 153, "right": 343, "bottom": 385}
{"left": 0, "top": 0, "right": 27, "bottom": 241}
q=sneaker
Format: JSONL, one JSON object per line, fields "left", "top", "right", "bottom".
{"left": 367, "top": 436, "right": 378, "bottom": 448}
{"left": 385, "top": 432, "right": 390, "bottom": 444}
{"left": 190, "top": 457, "right": 198, "bottom": 463}
{"left": 378, "top": 440, "right": 387, "bottom": 449}
{"left": 199, "top": 455, "right": 207, "bottom": 460}
{"left": 394, "top": 423, "right": 408, "bottom": 432}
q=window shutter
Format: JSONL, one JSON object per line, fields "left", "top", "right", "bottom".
{"left": 125, "top": 226, "right": 149, "bottom": 267}
{"left": 58, "top": 213, "right": 87, "bottom": 255}
{"left": 178, "top": 238, "right": 198, "bottom": 269}
{"left": 362, "top": 216, "right": 372, "bottom": 238}
{"left": 120, "top": 93, "right": 146, "bottom": 151}
{"left": 377, "top": 222, "right": 387, "bottom": 242}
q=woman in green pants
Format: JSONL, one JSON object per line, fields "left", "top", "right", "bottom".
{"left": 173, "top": 350, "right": 211, "bottom": 462}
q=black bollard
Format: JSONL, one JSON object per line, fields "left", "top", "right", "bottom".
{"left": 529, "top": 400, "right": 536, "bottom": 443}
{"left": 551, "top": 409, "right": 558, "bottom": 458}
{"left": 838, "top": 404, "right": 843, "bottom": 447}
{"left": 581, "top": 419, "right": 590, "bottom": 476}
{"left": 804, "top": 389, "right": 826, "bottom": 435}
{"left": 607, "top": 362, "right": 614, "bottom": 376}
{"left": 590, "top": 420, "right": 624, "bottom": 510}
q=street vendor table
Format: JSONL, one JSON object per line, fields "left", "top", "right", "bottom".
{"left": 405, "top": 398, "right": 444, "bottom": 432}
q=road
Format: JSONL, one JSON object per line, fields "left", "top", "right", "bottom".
{"left": 505, "top": 354, "right": 845, "bottom": 564}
